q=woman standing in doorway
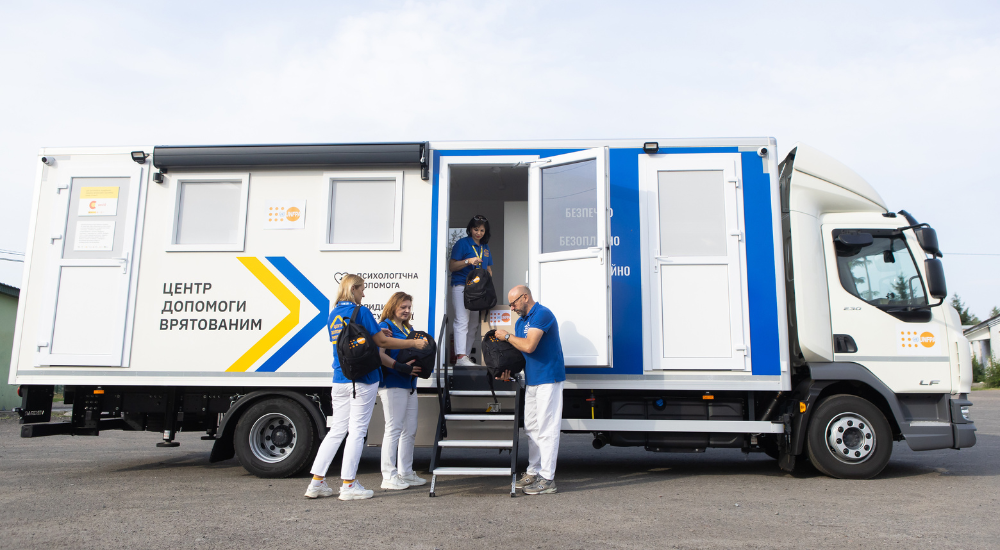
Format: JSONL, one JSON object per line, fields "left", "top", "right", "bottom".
{"left": 305, "top": 275, "right": 426, "bottom": 501}
{"left": 449, "top": 215, "right": 493, "bottom": 367}
{"left": 376, "top": 292, "right": 429, "bottom": 490}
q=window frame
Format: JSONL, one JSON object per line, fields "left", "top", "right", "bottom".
{"left": 832, "top": 228, "right": 929, "bottom": 310}
{"left": 166, "top": 172, "right": 250, "bottom": 252}
{"left": 319, "top": 170, "right": 404, "bottom": 251}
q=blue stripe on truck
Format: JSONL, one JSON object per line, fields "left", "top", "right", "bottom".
{"left": 740, "top": 151, "right": 780, "bottom": 375}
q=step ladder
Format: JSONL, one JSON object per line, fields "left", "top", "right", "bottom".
{"left": 428, "top": 316, "right": 523, "bottom": 497}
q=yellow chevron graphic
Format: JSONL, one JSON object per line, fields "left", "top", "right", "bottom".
{"left": 227, "top": 257, "right": 300, "bottom": 372}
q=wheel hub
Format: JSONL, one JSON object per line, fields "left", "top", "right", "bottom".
{"left": 826, "top": 412, "right": 875, "bottom": 464}
{"left": 249, "top": 413, "right": 297, "bottom": 464}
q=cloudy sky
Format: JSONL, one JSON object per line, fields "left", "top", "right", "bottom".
{"left": 1, "top": 1, "right": 998, "bottom": 318}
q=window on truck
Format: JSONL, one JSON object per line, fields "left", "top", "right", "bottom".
{"left": 168, "top": 173, "right": 250, "bottom": 252}
{"left": 833, "top": 229, "right": 927, "bottom": 309}
{"left": 321, "top": 171, "right": 403, "bottom": 251}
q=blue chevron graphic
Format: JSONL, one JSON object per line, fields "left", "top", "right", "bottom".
{"left": 256, "top": 256, "right": 330, "bottom": 372}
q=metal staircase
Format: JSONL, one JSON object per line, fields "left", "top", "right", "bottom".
{"left": 428, "top": 316, "right": 523, "bottom": 497}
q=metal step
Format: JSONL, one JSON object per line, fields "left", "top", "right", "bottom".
{"left": 432, "top": 467, "right": 512, "bottom": 476}
{"left": 438, "top": 439, "right": 513, "bottom": 448}
{"left": 445, "top": 414, "right": 516, "bottom": 421}
{"left": 449, "top": 390, "right": 516, "bottom": 397}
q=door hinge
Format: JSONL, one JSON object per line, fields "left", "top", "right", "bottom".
{"left": 730, "top": 230, "right": 743, "bottom": 241}
{"left": 728, "top": 177, "right": 740, "bottom": 188}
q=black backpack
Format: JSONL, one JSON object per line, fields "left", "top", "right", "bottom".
{"left": 464, "top": 267, "right": 497, "bottom": 311}
{"left": 336, "top": 306, "right": 382, "bottom": 392}
{"left": 394, "top": 330, "right": 437, "bottom": 379}
{"left": 482, "top": 329, "right": 526, "bottom": 403}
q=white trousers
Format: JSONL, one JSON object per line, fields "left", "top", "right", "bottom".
{"left": 309, "top": 381, "right": 378, "bottom": 481}
{"left": 524, "top": 381, "right": 564, "bottom": 481}
{"left": 378, "top": 387, "right": 419, "bottom": 479}
{"left": 450, "top": 285, "right": 479, "bottom": 357}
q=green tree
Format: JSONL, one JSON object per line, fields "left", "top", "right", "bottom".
{"left": 951, "top": 294, "right": 981, "bottom": 325}
{"left": 891, "top": 274, "right": 911, "bottom": 302}
{"left": 990, "top": 306, "right": 1000, "bottom": 320}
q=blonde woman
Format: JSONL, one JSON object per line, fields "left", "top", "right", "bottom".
{"left": 377, "top": 292, "right": 430, "bottom": 490}
{"left": 305, "top": 275, "right": 427, "bottom": 501}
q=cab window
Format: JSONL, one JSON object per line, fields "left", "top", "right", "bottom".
{"left": 834, "top": 230, "right": 927, "bottom": 308}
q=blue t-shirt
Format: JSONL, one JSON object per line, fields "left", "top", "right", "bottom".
{"left": 515, "top": 303, "right": 566, "bottom": 386}
{"left": 329, "top": 301, "right": 382, "bottom": 385}
{"left": 450, "top": 236, "right": 493, "bottom": 287}
{"left": 378, "top": 320, "right": 419, "bottom": 390}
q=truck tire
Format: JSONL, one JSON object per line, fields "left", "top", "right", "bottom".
{"left": 806, "top": 394, "right": 892, "bottom": 479}
{"left": 234, "top": 397, "right": 317, "bottom": 478}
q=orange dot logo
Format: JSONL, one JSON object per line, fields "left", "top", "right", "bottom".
{"left": 920, "top": 332, "right": 935, "bottom": 348}
{"left": 501, "top": 312, "right": 511, "bottom": 323}
{"left": 286, "top": 207, "right": 301, "bottom": 222}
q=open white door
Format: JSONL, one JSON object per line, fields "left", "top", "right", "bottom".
{"left": 528, "top": 148, "right": 611, "bottom": 366}
{"left": 643, "top": 153, "right": 750, "bottom": 370}
{"left": 36, "top": 157, "right": 144, "bottom": 367}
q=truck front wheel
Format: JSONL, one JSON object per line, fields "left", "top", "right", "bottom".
{"left": 234, "top": 397, "right": 317, "bottom": 478}
{"left": 806, "top": 394, "right": 892, "bottom": 479}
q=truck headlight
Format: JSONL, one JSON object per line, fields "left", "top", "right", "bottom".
{"left": 961, "top": 406, "right": 971, "bottom": 421}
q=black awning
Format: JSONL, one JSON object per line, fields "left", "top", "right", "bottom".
{"left": 152, "top": 142, "right": 427, "bottom": 170}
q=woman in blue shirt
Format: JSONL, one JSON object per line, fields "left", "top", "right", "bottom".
{"left": 449, "top": 215, "right": 493, "bottom": 367}
{"left": 376, "top": 291, "right": 429, "bottom": 490}
{"left": 305, "top": 274, "right": 427, "bottom": 501}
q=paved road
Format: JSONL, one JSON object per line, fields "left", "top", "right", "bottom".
{"left": 2, "top": 391, "right": 998, "bottom": 549}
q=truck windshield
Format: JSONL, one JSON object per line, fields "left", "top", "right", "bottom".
{"left": 835, "top": 231, "right": 928, "bottom": 308}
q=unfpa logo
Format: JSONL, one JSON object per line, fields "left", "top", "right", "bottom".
{"left": 919, "top": 332, "right": 935, "bottom": 348}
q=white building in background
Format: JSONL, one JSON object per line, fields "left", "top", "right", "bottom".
{"left": 964, "top": 315, "right": 1000, "bottom": 364}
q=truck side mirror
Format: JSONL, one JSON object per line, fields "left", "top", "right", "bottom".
{"left": 924, "top": 258, "right": 947, "bottom": 300}
{"left": 915, "top": 226, "right": 942, "bottom": 258}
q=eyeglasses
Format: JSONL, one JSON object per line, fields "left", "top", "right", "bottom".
{"left": 473, "top": 215, "right": 488, "bottom": 222}
{"left": 510, "top": 293, "right": 527, "bottom": 307}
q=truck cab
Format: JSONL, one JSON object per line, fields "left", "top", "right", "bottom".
{"left": 780, "top": 143, "right": 975, "bottom": 477}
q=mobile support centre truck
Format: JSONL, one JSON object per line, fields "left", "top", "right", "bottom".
{"left": 9, "top": 138, "right": 976, "bottom": 481}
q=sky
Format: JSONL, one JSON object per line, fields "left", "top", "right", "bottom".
{"left": 1, "top": 1, "right": 998, "bottom": 319}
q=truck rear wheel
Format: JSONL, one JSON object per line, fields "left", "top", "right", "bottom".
{"left": 234, "top": 397, "right": 317, "bottom": 478}
{"left": 806, "top": 394, "right": 892, "bottom": 479}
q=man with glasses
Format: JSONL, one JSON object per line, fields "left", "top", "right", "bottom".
{"left": 495, "top": 285, "right": 564, "bottom": 495}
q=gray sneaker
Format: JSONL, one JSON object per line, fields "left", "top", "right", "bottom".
{"left": 515, "top": 473, "right": 539, "bottom": 489}
{"left": 523, "top": 478, "right": 556, "bottom": 495}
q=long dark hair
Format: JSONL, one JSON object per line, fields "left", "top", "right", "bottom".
{"left": 466, "top": 215, "right": 491, "bottom": 245}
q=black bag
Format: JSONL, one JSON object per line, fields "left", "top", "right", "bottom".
{"left": 463, "top": 267, "right": 497, "bottom": 311}
{"left": 482, "top": 329, "right": 525, "bottom": 403}
{"left": 336, "top": 306, "right": 382, "bottom": 389}
{"left": 394, "top": 330, "right": 436, "bottom": 379}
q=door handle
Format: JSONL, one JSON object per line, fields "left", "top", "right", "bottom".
{"left": 114, "top": 252, "right": 130, "bottom": 274}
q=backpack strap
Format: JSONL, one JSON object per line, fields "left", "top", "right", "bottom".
{"left": 352, "top": 380, "right": 356, "bottom": 399}
{"left": 487, "top": 369, "right": 499, "bottom": 405}
{"left": 350, "top": 304, "right": 361, "bottom": 324}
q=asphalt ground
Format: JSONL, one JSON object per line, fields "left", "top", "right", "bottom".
{"left": 1, "top": 391, "right": 998, "bottom": 550}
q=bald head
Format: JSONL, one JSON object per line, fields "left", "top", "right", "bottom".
{"left": 507, "top": 285, "right": 531, "bottom": 303}
{"left": 508, "top": 285, "right": 534, "bottom": 317}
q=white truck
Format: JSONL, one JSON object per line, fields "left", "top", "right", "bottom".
{"left": 9, "top": 138, "right": 975, "bottom": 481}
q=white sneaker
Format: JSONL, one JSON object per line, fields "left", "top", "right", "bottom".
{"left": 338, "top": 481, "right": 374, "bottom": 500}
{"left": 304, "top": 480, "right": 335, "bottom": 499}
{"left": 455, "top": 356, "right": 476, "bottom": 367}
{"left": 399, "top": 472, "right": 427, "bottom": 486}
{"left": 380, "top": 475, "right": 410, "bottom": 490}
